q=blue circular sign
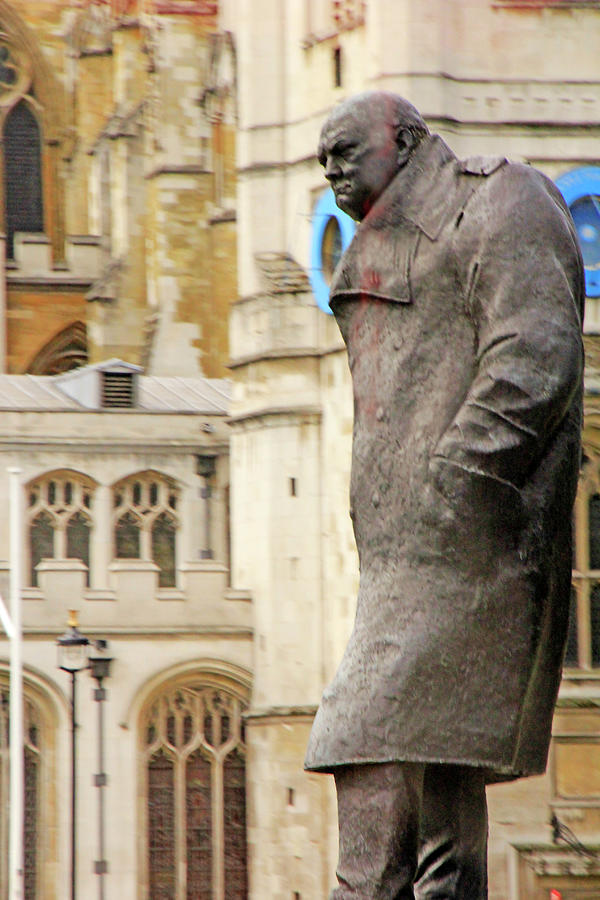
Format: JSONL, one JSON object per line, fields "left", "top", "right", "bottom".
{"left": 309, "top": 189, "right": 355, "bottom": 314}
{"left": 556, "top": 167, "right": 600, "bottom": 298}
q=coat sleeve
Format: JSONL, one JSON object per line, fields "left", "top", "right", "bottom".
{"left": 430, "top": 166, "right": 584, "bottom": 510}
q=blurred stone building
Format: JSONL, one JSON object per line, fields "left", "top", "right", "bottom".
{"left": 0, "top": 2, "right": 246, "bottom": 899}
{"left": 1, "top": 1, "right": 600, "bottom": 899}
{"left": 229, "top": 3, "right": 600, "bottom": 900}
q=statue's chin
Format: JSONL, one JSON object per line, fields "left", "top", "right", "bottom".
{"left": 335, "top": 194, "right": 360, "bottom": 221}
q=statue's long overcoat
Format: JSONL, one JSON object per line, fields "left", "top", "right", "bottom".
{"left": 305, "top": 135, "right": 584, "bottom": 781}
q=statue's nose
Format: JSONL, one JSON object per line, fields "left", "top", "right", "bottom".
{"left": 325, "top": 157, "right": 341, "bottom": 180}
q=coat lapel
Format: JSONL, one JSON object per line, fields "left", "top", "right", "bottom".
{"left": 329, "top": 135, "right": 487, "bottom": 307}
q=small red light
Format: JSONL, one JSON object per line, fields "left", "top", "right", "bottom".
{"left": 549, "top": 891, "right": 562, "bottom": 900}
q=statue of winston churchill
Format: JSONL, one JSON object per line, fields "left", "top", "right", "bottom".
{"left": 304, "top": 92, "right": 585, "bottom": 899}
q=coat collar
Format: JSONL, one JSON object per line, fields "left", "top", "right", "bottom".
{"left": 328, "top": 136, "right": 507, "bottom": 307}
{"left": 329, "top": 135, "right": 466, "bottom": 306}
{"left": 362, "top": 134, "right": 461, "bottom": 242}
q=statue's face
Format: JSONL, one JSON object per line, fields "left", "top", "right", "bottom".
{"left": 318, "top": 105, "right": 401, "bottom": 221}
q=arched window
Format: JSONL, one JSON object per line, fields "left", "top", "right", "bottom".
{"left": 140, "top": 680, "right": 248, "bottom": 899}
{"left": 556, "top": 167, "right": 600, "bottom": 298}
{"left": 29, "top": 511, "right": 54, "bottom": 586}
{"left": 309, "top": 189, "right": 355, "bottom": 314}
{"left": 0, "top": 680, "right": 56, "bottom": 899}
{"left": 3, "top": 100, "right": 44, "bottom": 259}
{"left": 27, "top": 472, "right": 94, "bottom": 586}
{"left": 113, "top": 473, "right": 179, "bottom": 587}
{"left": 115, "top": 511, "right": 141, "bottom": 560}
{"left": 27, "top": 322, "right": 88, "bottom": 375}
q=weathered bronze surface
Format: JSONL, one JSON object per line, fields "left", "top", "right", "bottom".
{"left": 305, "top": 91, "right": 584, "bottom": 896}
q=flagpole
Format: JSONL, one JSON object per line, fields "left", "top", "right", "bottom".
{"left": 8, "top": 466, "right": 23, "bottom": 900}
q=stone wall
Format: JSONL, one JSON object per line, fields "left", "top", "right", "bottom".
{"left": 229, "top": 0, "right": 600, "bottom": 896}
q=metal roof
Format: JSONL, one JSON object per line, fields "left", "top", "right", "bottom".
{"left": 137, "top": 376, "right": 231, "bottom": 414}
{"left": 0, "top": 375, "right": 82, "bottom": 409}
{"left": 0, "top": 369, "right": 231, "bottom": 414}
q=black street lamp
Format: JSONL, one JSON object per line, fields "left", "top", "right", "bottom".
{"left": 88, "top": 640, "right": 113, "bottom": 900}
{"left": 57, "top": 610, "right": 90, "bottom": 900}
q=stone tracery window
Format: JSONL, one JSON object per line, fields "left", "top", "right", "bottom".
{"left": 27, "top": 472, "right": 95, "bottom": 587}
{"left": 0, "top": 30, "right": 42, "bottom": 261}
{"left": 3, "top": 99, "right": 44, "bottom": 259}
{"left": 27, "top": 322, "right": 88, "bottom": 375}
{"left": 0, "top": 44, "right": 19, "bottom": 90}
{"left": 0, "top": 34, "right": 32, "bottom": 102}
{"left": 113, "top": 472, "right": 179, "bottom": 587}
{"left": 0, "top": 687, "right": 42, "bottom": 899}
{"left": 140, "top": 681, "right": 248, "bottom": 899}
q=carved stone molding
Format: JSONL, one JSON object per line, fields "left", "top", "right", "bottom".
{"left": 517, "top": 843, "right": 600, "bottom": 877}
{"left": 254, "top": 252, "right": 311, "bottom": 294}
{"left": 495, "top": 1, "right": 600, "bottom": 8}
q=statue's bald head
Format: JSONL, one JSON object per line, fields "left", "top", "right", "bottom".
{"left": 324, "top": 92, "right": 429, "bottom": 145}
{"left": 318, "top": 92, "right": 430, "bottom": 220}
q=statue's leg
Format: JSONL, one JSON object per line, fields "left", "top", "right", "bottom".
{"left": 331, "top": 761, "right": 425, "bottom": 900}
{"left": 414, "top": 763, "right": 488, "bottom": 900}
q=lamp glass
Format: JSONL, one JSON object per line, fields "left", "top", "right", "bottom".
{"left": 58, "top": 641, "right": 89, "bottom": 673}
{"left": 57, "top": 611, "right": 90, "bottom": 673}
{"left": 89, "top": 655, "right": 112, "bottom": 682}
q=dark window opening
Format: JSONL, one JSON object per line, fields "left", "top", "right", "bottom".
{"left": 24, "top": 747, "right": 38, "bottom": 900}
{"left": 1, "top": 689, "right": 40, "bottom": 899}
{"left": 333, "top": 46, "right": 342, "bottom": 88}
{"left": 321, "top": 216, "right": 343, "bottom": 282}
{"left": 116, "top": 511, "right": 141, "bottom": 558}
{"left": 30, "top": 512, "right": 54, "bottom": 587}
{"left": 203, "top": 713, "right": 214, "bottom": 746}
{"left": 66, "top": 511, "right": 91, "bottom": 586}
{"left": 589, "top": 493, "right": 600, "bottom": 569}
{"left": 223, "top": 748, "right": 247, "bottom": 899}
{"left": 148, "top": 750, "right": 176, "bottom": 899}
{"left": 571, "top": 194, "right": 600, "bottom": 276}
{"left": 186, "top": 750, "right": 212, "bottom": 900}
{"left": 152, "top": 513, "right": 176, "bottom": 587}
{"left": 564, "top": 588, "right": 579, "bottom": 667}
{"left": 4, "top": 101, "right": 44, "bottom": 259}
{"left": 591, "top": 583, "right": 600, "bottom": 666}
{"left": 166, "top": 714, "right": 176, "bottom": 747}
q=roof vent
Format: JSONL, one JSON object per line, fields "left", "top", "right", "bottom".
{"left": 101, "top": 371, "right": 135, "bottom": 408}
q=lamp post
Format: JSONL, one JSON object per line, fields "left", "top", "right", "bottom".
{"left": 88, "top": 640, "right": 113, "bottom": 900}
{"left": 57, "top": 611, "right": 90, "bottom": 900}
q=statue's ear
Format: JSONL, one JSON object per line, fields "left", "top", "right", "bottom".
{"left": 396, "top": 128, "right": 415, "bottom": 167}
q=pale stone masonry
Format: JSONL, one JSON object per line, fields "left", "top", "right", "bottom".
{"left": 230, "top": 1, "right": 600, "bottom": 898}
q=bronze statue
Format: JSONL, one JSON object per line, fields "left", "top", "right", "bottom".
{"left": 305, "top": 92, "right": 584, "bottom": 899}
